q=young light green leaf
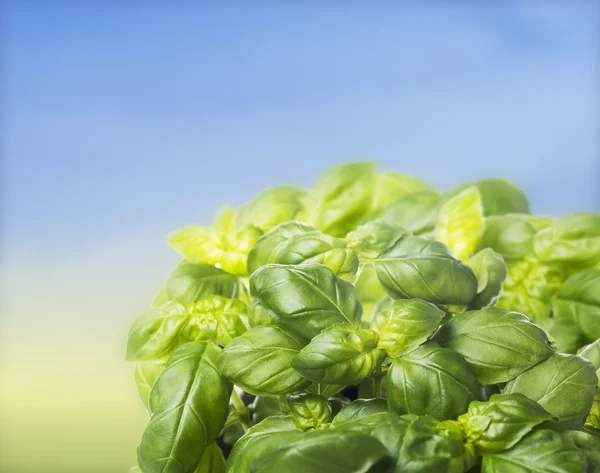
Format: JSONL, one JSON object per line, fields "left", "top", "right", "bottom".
{"left": 533, "top": 212, "right": 600, "bottom": 267}
{"left": 331, "top": 399, "right": 388, "bottom": 426}
{"left": 457, "top": 393, "right": 553, "bottom": 453}
{"left": 372, "top": 298, "right": 445, "bottom": 357}
{"left": 477, "top": 214, "right": 538, "bottom": 263}
{"left": 346, "top": 220, "right": 408, "bottom": 259}
{"left": 503, "top": 352, "right": 598, "bottom": 431}
{"left": 387, "top": 343, "right": 485, "bottom": 421}
{"left": 481, "top": 429, "right": 587, "bottom": 473}
{"left": 165, "top": 261, "right": 240, "bottom": 304}
{"left": 292, "top": 324, "right": 385, "bottom": 385}
{"left": 138, "top": 342, "right": 232, "bottom": 473}
{"left": 367, "top": 234, "right": 478, "bottom": 306}
{"left": 372, "top": 191, "right": 441, "bottom": 235}
{"left": 235, "top": 185, "right": 309, "bottom": 232}
{"left": 217, "top": 326, "right": 310, "bottom": 396}
{"left": 496, "top": 256, "right": 564, "bottom": 320}
{"left": 370, "top": 171, "right": 436, "bottom": 214}
{"left": 167, "top": 224, "right": 262, "bottom": 276}
{"left": 134, "top": 359, "right": 166, "bottom": 408}
{"left": 309, "top": 161, "right": 377, "bottom": 237}
{"left": 467, "top": 248, "right": 508, "bottom": 309}
{"left": 287, "top": 393, "right": 332, "bottom": 430}
{"left": 250, "top": 263, "right": 361, "bottom": 339}
{"left": 435, "top": 186, "right": 484, "bottom": 261}
{"left": 552, "top": 269, "right": 600, "bottom": 341}
{"left": 126, "top": 301, "right": 190, "bottom": 361}
{"left": 434, "top": 307, "right": 554, "bottom": 384}
{"left": 212, "top": 205, "right": 237, "bottom": 233}
{"left": 588, "top": 392, "right": 600, "bottom": 430}
{"left": 247, "top": 221, "right": 358, "bottom": 278}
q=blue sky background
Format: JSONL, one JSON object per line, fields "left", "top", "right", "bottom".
{"left": 1, "top": 3, "right": 599, "bottom": 472}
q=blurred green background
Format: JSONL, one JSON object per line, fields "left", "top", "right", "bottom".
{"left": 1, "top": 2, "right": 598, "bottom": 473}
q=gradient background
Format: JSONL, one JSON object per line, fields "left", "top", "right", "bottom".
{"left": 1, "top": 2, "right": 599, "bottom": 472}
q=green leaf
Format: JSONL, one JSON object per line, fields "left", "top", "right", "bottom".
{"left": 246, "top": 299, "right": 280, "bottom": 328}
{"left": 309, "top": 161, "right": 377, "bottom": 237}
{"left": 165, "top": 261, "right": 240, "bottom": 304}
{"left": 372, "top": 298, "right": 445, "bottom": 358}
{"left": 578, "top": 339, "right": 600, "bottom": 383}
{"left": 481, "top": 429, "right": 587, "bottom": 473}
{"left": 217, "top": 326, "right": 310, "bottom": 395}
{"left": 346, "top": 220, "right": 409, "bottom": 259}
{"left": 179, "top": 296, "right": 248, "bottom": 346}
{"left": 134, "top": 359, "right": 166, "bottom": 408}
{"left": 503, "top": 352, "right": 598, "bottom": 430}
{"left": 126, "top": 301, "right": 190, "bottom": 361}
{"left": 387, "top": 343, "right": 485, "bottom": 421}
{"left": 195, "top": 443, "right": 225, "bottom": 473}
{"left": 370, "top": 171, "right": 436, "bottom": 214}
{"left": 331, "top": 399, "right": 389, "bottom": 425}
{"left": 533, "top": 212, "right": 600, "bottom": 267}
{"left": 368, "top": 234, "right": 478, "bottom": 306}
{"left": 467, "top": 248, "right": 508, "bottom": 309}
{"left": 564, "top": 430, "right": 600, "bottom": 473}
{"left": 212, "top": 205, "right": 237, "bottom": 233}
{"left": 353, "top": 264, "right": 387, "bottom": 307}
{"left": 588, "top": 391, "right": 600, "bottom": 430}
{"left": 497, "top": 257, "right": 564, "bottom": 321}
{"left": 251, "top": 396, "right": 287, "bottom": 424}
{"left": 552, "top": 269, "right": 600, "bottom": 341}
{"left": 247, "top": 221, "right": 358, "bottom": 278}
{"left": 167, "top": 224, "right": 262, "bottom": 276}
{"left": 250, "top": 263, "right": 361, "bottom": 339}
{"left": 457, "top": 393, "right": 553, "bottom": 453}
{"left": 539, "top": 317, "right": 587, "bottom": 354}
{"left": 477, "top": 214, "right": 538, "bottom": 263}
{"left": 287, "top": 393, "right": 332, "bottom": 430}
{"left": 372, "top": 191, "right": 441, "bottom": 235}
{"left": 445, "top": 178, "right": 530, "bottom": 217}
{"left": 435, "top": 186, "right": 485, "bottom": 261}
{"left": 138, "top": 342, "right": 232, "bottom": 473}
{"left": 292, "top": 324, "right": 385, "bottom": 385}
{"left": 434, "top": 307, "right": 554, "bottom": 384}
{"left": 235, "top": 185, "right": 309, "bottom": 232}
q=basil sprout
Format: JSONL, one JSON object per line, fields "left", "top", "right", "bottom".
{"left": 367, "top": 234, "right": 478, "bottom": 306}
{"left": 552, "top": 269, "right": 600, "bottom": 341}
{"left": 434, "top": 307, "right": 554, "bottom": 384}
{"left": 217, "top": 326, "right": 311, "bottom": 396}
{"left": 287, "top": 393, "right": 332, "bottom": 430}
{"left": 372, "top": 298, "right": 445, "bottom": 358}
{"left": 503, "top": 352, "right": 598, "bottom": 430}
{"left": 292, "top": 324, "right": 385, "bottom": 385}
{"left": 481, "top": 429, "right": 587, "bottom": 473}
{"left": 387, "top": 343, "right": 485, "bottom": 421}
{"left": 435, "top": 186, "right": 485, "bottom": 262}
{"left": 250, "top": 263, "right": 361, "bottom": 339}
{"left": 138, "top": 342, "right": 231, "bottom": 473}
{"left": 458, "top": 393, "right": 553, "bottom": 453}
{"left": 467, "top": 248, "right": 508, "bottom": 309}
{"left": 247, "top": 221, "right": 358, "bottom": 277}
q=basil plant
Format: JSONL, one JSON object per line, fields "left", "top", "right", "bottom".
{"left": 126, "top": 162, "right": 600, "bottom": 473}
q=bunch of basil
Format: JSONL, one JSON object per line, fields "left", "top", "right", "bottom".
{"left": 127, "top": 162, "right": 600, "bottom": 473}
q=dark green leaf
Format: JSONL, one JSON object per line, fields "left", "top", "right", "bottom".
{"left": 332, "top": 399, "right": 389, "bottom": 425}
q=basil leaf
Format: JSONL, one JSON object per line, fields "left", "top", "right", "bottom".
{"left": 435, "top": 186, "right": 485, "bottom": 262}
{"left": 533, "top": 212, "right": 600, "bottom": 267}
{"left": 467, "top": 248, "right": 508, "bottom": 310}
{"left": 578, "top": 339, "right": 600, "bottom": 383}
{"left": 434, "top": 307, "right": 553, "bottom": 384}
{"left": 126, "top": 301, "right": 190, "bottom": 361}
{"left": 458, "top": 393, "right": 553, "bottom": 453}
{"left": 217, "top": 326, "right": 310, "bottom": 395}
{"left": 247, "top": 221, "right": 358, "bottom": 278}
{"left": 564, "top": 431, "right": 600, "bottom": 473}
{"left": 309, "top": 161, "right": 377, "bottom": 237}
{"left": 481, "top": 429, "right": 587, "bottom": 473}
{"left": 346, "top": 220, "right": 408, "bottom": 259}
{"left": 368, "top": 234, "right": 478, "bottom": 306}
{"left": 134, "top": 359, "right": 166, "bottom": 408}
{"left": 387, "top": 343, "right": 485, "bottom": 421}
{"left": 195, "top": 443, "right": 225, "bottom": 473}
{"left": 292, "top": 324, "right": 385, "bottom": 385}
{"left": 370, "top": 171, "right": 436, "bottom": 215}
{"left": 503, "top": 352, "right": 598, "bottom": 430}
{"left": 539, "top": 317, "right": 586, "bottom": 354}
{"left": 287, "top": 393, "right": 332, "bottom": 430}
{"left": 477, "top": 214, "right": 538, "bottom": 263}
{"left": 138, "top": 341, "right": 231, "bottom": 473}
{"left": 246, "top": 299, "right": 280, "bottom": 327}
{"left": 552, "top": 269, "right": 600, "bottom": 341}
{"left": 331, "top": 399, "right": 389, "bottom": 426}
{"left": 588, "top": 392, "right": 600, "bottom": 430}
{"left": 372, "top": 298, "right": 445, "bottom": 358}
{"left": 165, "top": 261, "right": 240, "bottom": 304}
{"left": 373, "top": 191, "right": 441, "bottom": 235}
{"left": 250, "top": 263, "right": 361, "bottom": 339}
{"left": 251, "top": 396, "right": 287, "bottom": 424}
{"left": 445, "top": 178, "right": 530, "bottom": 217}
